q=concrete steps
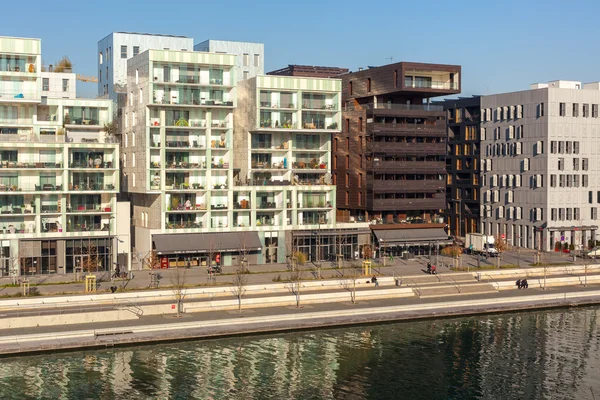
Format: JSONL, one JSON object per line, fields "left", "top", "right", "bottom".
{"left": 417, "top": 282, "right": 498, "bottom": 298}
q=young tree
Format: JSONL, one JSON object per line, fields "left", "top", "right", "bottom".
{"left": 231, "top": 266, "right": 248, "bottom": 312}
{"left": 494, "top": 234, "right": 507, "bottom": 268}
{"left": 238, "top": 232, "right": 251, "bottom": 272}
{"left": 144, "top": 250, "right": 161, "bottom": 270}
{"left": 170, "top": 267, "right": 187, "bottom": 317}
{"left": 441, "top": 244, "right": 463, "bottom": 269}
{"left": 81, "top": 239, "right": 100, "bottom": 274}
{"left": 286, "top": 240, "right": 305, "bottom": 308}
{"left": 335, "top": 228, "right": 347, "bottom": 269}
{"left": 340, "top": 259, "right": 362, "bottom": 304}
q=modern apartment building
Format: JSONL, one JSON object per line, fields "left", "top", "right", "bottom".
{"left": 337, "top": 62, "right": 461, "bottom": 254}
{"left": 442, "top": 96, "right": 482, "bottom": 237}
{"left": 0, "top": 36, "right": 129, "bottom": 277}
{"left": 97, "top": 32, "right": 194, "bottom": 99}
{"left": 235, "top": 75, "right": 370, "bottom": 262}
{"left": 194, "top": 40, "right": 264, "bottom": 81}
{"left": 480, "top": 80, "right": 600, "bottom": 251}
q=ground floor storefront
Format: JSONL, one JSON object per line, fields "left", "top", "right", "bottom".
{"left": 0, "top": 236, "right": 126, "bottom": 277}
{"left": 371, "top": 224, "right": 452, "bottom": 260}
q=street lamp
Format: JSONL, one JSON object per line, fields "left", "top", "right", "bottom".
{"left": 379, "top": 238, "right": 385, "bottom": 267}
{"left": 113, "top": 237, "right": 124, "bottom": 278}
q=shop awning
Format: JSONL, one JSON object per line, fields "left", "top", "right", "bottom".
{"left": 153, "top": 232, "right": 262, "bottom": 255}
{"left": 373, "top": 228, "right": 450, "bottom": 246}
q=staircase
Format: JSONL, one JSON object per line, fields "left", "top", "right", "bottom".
{"left": 406, "top": 272, "right": 498, "bottom": 298}
{"left": 115, "top": 300, "right": 144, "bottom": 318}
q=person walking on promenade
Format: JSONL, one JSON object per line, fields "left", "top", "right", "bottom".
{"left": 516, "top": 279, "right": 522, "bottom": 289}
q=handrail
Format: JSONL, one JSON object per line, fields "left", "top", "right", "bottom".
{"left": 445, "top": 276, "right": 461, "bottom": 293}
{"left": 485, "top": 274, "right": 500, "bottom": 291}
{"left": 408, "top": 279, "right": 422, "bottom": 297}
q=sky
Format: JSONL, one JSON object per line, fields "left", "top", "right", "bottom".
{"left": 3, "top": 0, "right": 600, "bottom": 99}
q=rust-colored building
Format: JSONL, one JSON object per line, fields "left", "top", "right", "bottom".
{"left": 336, "top": 62, "right": 461, "bottom": 254}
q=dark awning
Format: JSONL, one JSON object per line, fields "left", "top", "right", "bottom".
{"left": 153, "top": 232, "right": 262, "bottom": 255}
{"left": 373, "top": 228, "right": 450, "bottom": 246}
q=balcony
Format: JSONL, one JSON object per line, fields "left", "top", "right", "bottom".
{"left": 349, "top": 103, "right": 443, "bottom": 112}
{"left": 404, "top": 78, "right": 458, "bottom": 91}
{"left": 370, "top": 122, "right": 445, "bottom": 136}
{"left": 367, "top": 142, "right": 445, "bottom": 155}
{"left": 371, "top": 180, "right": 445, "bottom": 192}
{"left": 67, "top": 205, "right": 112, "bottom": 213}
{"left": 371, "top": 198, "right": 445, "bottom": 211}
{"left": 0, "top": 161, "right": 63, "bottom": 169}
{"left": 152, "top": 98, "right": 233, "bottom": 107}
{"left": 0, "top": 91, "right": 39, "bottom": 103}
{"left": 371, "top": 160, "right": 446, "bottom": 173}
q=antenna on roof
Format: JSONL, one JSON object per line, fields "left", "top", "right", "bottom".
{"left": 385, "top": 56, "right": 394, "bottom": 62}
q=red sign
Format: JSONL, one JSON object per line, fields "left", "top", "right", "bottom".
{"left": 160, "top": 257, "right": 169, "bottom": 269}
{"left": 501, "top": 234, "right": 506, "bottom": 239}
{"left": 171, "top": 304, "right": 176, "bottom": 309}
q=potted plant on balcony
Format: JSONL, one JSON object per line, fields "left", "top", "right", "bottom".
{"left": 327, "top": 122, "right": 338, "bottom": 129}
{"left": 182, "top": 183, "right": 190, "bottom": 190}
{"left": 219, "top": 158, "right": 224, "bottom": 168}
{"left": 319, "top": 162, "right": 327, "bottom": 169}
{"left": 192, "top": 183, "right": 200, "bottom": 190}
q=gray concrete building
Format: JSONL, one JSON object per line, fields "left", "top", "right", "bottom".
{"left": 194, "top": 40, "right": 264, "bottom": 81}
{"left": 480, "top": 80, "right": 600, "bottom": 252}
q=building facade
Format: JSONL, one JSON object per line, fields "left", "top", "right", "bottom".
{"left": 268, "top": 65, "right": 349, "bottom": 79}
{"left": 442, "top": 96, "right": 482, "bottom": 237}
{"left": 194, "top": 40, "right": 264, "bottom": 81}
{"left": 0, "top": 36, "right": 129, "bottom": 277}
{"left": 480, "top": 80, "right": 600, "bottom": 251}
{"left": 97, "top": 32, "right": 194, "bottom": 99}
{"left": 337, "top": 62, "right": 460, "bottom": 254}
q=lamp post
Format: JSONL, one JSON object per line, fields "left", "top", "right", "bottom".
{"left": 379, "top": 238, "right": 385, "bottom": 267}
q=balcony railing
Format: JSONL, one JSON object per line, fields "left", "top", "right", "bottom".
{"left": 152, "top": 98, "right": 233, "bottom": 107}
{"left": 67, "top": 205, "right": 112, "bottom": 213}
{"left": 0, "top": 162, "right": 63, "bottom": 169}
{"left": 0, "top": 91, "right": 38, "bottom": 101}
{"left": 347, "top": 103, "right": 444, "bottom": 112}
{"left": 404, "top": 79, "right": 459, "bottom": 90}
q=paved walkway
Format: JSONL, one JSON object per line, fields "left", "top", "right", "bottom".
{"left": 0, "top": 250, "right": 585, "bottom": 297}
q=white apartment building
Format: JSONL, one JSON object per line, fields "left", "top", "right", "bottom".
{"left": 194, "top": 40, "right": 264, "bottom": 81}
{"left": 481, "top": 80, "right": 600, "bottom": 252}
{"left": 97, "top": 32, "right": 194, "bottom": 99}
{"left": 0, "top": 36, "right": 130, "bottom": 277}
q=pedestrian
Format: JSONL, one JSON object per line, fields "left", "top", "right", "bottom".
{"left": 372, "top": 275, "right": 379, "bottom": 287}
{"left": 114, "top": 265, "right": 120, "bottom": 279}
{"left": 515, "top": 279, "right": 521, "bottom": 289}
{"left": 522, "top": 279, "right": 528, "bottom": 289}
{"left": 389, "top": 253, "right": 394, "bottom": 262}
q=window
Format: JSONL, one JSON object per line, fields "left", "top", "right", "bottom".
{"left": 346, "top": 137, "right": 350, "bottom": 151}
{"left": 559, "top": 175, "right": 565, "bottom": 187}
{"left": 334, "top": 138, "right": 338, "bottom": 152}
{"left": 590, "top": 191, "right": 594, "bottom": 204}
{"left": 509, "top": 106, "right": 515, "bottom": 119}
{"left": 62, "top": 79, "right": 69, "bottom": 92}
{"left": 332, "top": 174, "right": 337, "bottom": 185}
{"left": 99, "top": 70, "right": 101, "bottom": 83}
{"left": 243, "top": 71, "right": 249, "bottom": 80}
{"left": 129, "top": 91, "right": 133, "bottom": 106}
{"left": 345, "top": 173, "right": 349, "bottom": 187}
{"left": 107, "top": 46, "right": 111, "bottom": 60}
{"left": 559, "top": 208, "right": 564, "bottom": 220}
{"left": 536, "top": 141, "right": 543, "bottom": 155}
{"left": 42, "top": 78, "right": 49, "bottom": 91}
{"left": 583, "top": 158, "right": 589, "bottom": 171}
{"left": 333, "top": 156, "right": 337, "bottom": 169}
{"left": 345, "top": 191, "right": 349, "bottom": 205}
{"left": 132, "top": 153, "right": 136, "bottom": 167}
{"left": 358, "top": 117, "right": 363, "bottom": 132}
{"left": 345, "top": 155, "right": 349, "bottom": 168}
{"left": 593, "top": 104, "right": 599, "bottom": 118}
{"left": 493, "top": 190, "right": 499, "bottom": 203}
{"left": 550, "top": 175, "right": 556, "bottom": 187}
{"left": 99, "top": 51, "right": 103, "bottom": 64}
{"left": 498, "top": 206, "right": 504, "bottom": 219}
{"left": 538, "top": 103, "right": 544, "bottom": 117}
{"left": 254, "top": 54, "right": 260, "bottom": 67}
{"left": 139, "top": 88, "right": 143, "bottom": 103}
{"left": 566, "top": 141, "right": 572, "bottom": 154}
{"left": 573, "top": 158, "right": 580, "bottom": 171}
{"left": 120, "top": 45, "right": 127, "bottom": 59}
{"left": 517, "top": 105, "right": 523, "bottom": 118}
{"left": 345, "top": 119, "right": 350, "bottom": 132}
{"left": 593, "top": 207, "right": 598, "bottom": 220}
{"left": 567, "top": 208, "right": 572, "bottom": 220}
{"left": 135, "top": 69, "right": 139, "bottom": 84}
{"left": 575, "top": 208, "right": 581, "bottom": 221}
{"left": 597, "top": 190, "right": 600, "bottom": 203}
{"left": 133, "top": 46, "right": 140, "bottom": 57}
{"left": 124, "top": 132, "right": 128, "bottom": 147}
{"left": 348, "top": 81, "right": 353, "bottom": 95}
{"left": 358, "top": 192, "right": 362, "bottom": 206}
{"left": 584, "top": 104, "right": 590, "bottom": 117}
{"left": 123, "top": 153, "right": 127, "bottom": 168}
{"left": 132, "top": 173, "right": 135, "bottom": 187}
{"left": 132, "top": 111, "right": 136, "bottom": 126}
{"left": 558, "top": 158, "right": 564, "bottom": 170}
{"left": 358, "top": 173, "right": 363, "bottom": 188}
{"left": 523, "top": 158, "right": 530, "bottom": 171}
{"left": 507, "top": 191, "right": 514, "bottom": 203}
{"left": 243, "top": 53, "right": 249, "bottom": 66}
{"left": 583, "top": 175, "right": 589, "bottom": 187}
{"left": 573, "top": 141, "right": 580, "bottom": 154}
{"left": 367, "top": 78, "right": 372, "bottom": 92}
{"left": 551, "top": 208, "right": 557, "bottom": 221}
{"left": 125, "top": 112, "right": 128, "bottom": 128}
{"left": 519, "top": 125, "right": 524, "bottom": 139}
{"left": 508, "top": 126, "right": 514, "bottom": 139}
{"left": 573, "top": 103, "right": 579, "bottom": 117}
{"left": 550, "top": 141, "right": 557, "bottom": 154}
{"left": 558, "top": 141, "right": 564, "bottom": 154}
{"left": 559, "top": 102, "right": 566, "bottom": 116}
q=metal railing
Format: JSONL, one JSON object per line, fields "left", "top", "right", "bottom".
{"left": 408, "top": 279, "right": 422, "bottom": 297}
{"left": 484, "top": 274, "right": 500, "bottom": 291}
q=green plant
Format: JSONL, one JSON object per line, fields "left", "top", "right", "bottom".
{"left": 53, "top": 56, "right": 73, "bottom": 73}
{"left": 171, "top": 196, "right": 180, "bottom": 210}
{"left": 103, "top": 121, "right": 117, "bottom": 136}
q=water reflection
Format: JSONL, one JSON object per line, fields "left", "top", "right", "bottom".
{"left": 0, "top": 307, "right": 599, "bottom": 399}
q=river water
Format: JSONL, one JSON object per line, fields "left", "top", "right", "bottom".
{"left": 0, "top": 306, "right": 599, "bottom": 400}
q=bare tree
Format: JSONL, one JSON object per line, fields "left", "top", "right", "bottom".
{"left": 286, "top": 240, "right": 306, "bottom": 308}
{"left": 170, "top": 267, "right": 187, "bottom": 317}
{"left": 239, "top": 232, "right": 251, "bottom": 272}
{"left": 81, "top": 239, "right": 100, "bottom": 274}
{"left": 231, "top": 266, "right": 248, "bottom": 312}
{"left": 494, "top": 234, "right": 507, "bottom": 269}
{"left": 335, "top": 228, "right": 347, "bottom": 269}
{"left": 340, "top": 259, "right": 362, "bottom": 304}
{"left": 441, "top": 243, "right": 463, "bottom": 269}
{"left": 144, "top": 250, "right": 161, "bottom": 270}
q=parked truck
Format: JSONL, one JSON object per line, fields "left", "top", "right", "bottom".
{"left": 464, "top": 233, "right": 499, "bottom": 256}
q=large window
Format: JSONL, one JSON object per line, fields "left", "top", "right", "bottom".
{"left": 251, "top": 134, "right": 271, "bottom": 149}
{"left": 120, "top": 45, "right": 127, "bottom": 59}
{"left": 295, "top": 134, "right": 320, "bottom": 150}
{"left": 65, "top": 238, "right": 112, "bottom": 274}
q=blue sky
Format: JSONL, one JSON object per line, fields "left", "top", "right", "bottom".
{"left": 3, "top": 0, "right": 600, "bottom": 98}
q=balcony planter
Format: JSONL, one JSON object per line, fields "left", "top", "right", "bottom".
{"left": 319, "top": 163, "right": 326, "bottom": 169}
